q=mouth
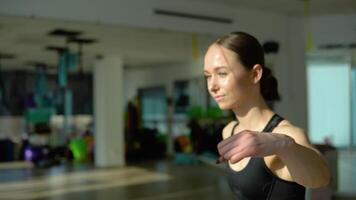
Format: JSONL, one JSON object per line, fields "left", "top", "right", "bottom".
{"left": 214, "top": 95, "right": 225, "bottom": 102}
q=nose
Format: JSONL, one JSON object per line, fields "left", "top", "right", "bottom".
{"left": 208, "top": 76, "right": 219, "bottom": 94}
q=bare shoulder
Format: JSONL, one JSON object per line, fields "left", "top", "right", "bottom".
{"left": 273, "top": 120, "right": 315, "bottom": 150}
{"left": 222, "top": 121, "right": 238, "bottom": 139}
{"left": 274, "top": 120, "right": 305, "bottom": 138}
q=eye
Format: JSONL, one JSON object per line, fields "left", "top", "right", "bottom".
{"left": 218, "top": 72, "right": 228, "bottom": 77}
{"left": 204, "top": 74, "right": 211, "bottom": 80}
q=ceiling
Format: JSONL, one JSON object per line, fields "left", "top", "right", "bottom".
{"left": 195, "top": 0, "right": 356, "bottom": 16}
{"left": 0, "top": 0, "right": 355, "bottom": 71}
{"left": 0, "top": 15, "right": 206, "bottom": 71}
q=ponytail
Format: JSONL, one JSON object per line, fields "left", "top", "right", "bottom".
{"left": 260, "top": 67, "right": 280, "bottom": 101}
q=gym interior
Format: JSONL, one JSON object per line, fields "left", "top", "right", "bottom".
{"left": 0, "top": 1, "right": 355, "bottom": 199}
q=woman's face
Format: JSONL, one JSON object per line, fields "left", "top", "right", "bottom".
{"left": 204, "top": 44, "right": 254, "bottom": 110}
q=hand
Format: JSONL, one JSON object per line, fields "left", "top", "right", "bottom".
{"left": 217, "top": 130, "right": 295, "bottom": 164}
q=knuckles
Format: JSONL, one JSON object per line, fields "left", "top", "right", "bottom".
{"left": 217, "top": 130, "right": 262, "bottom": 159}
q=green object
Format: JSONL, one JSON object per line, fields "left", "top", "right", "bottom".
{"left": 58, "top": 54, "right": 68, "bottom": 87}
{"left": 187, "top": 106, "right": 204, "bottom": 118}
{"left": 157, "top": 133, "right": 167, "bottom": 144}
{"left": 69, "top": 138, "right": 87, "bottom": 162}
{"left": 58, "top": 52, "right": 78, "bottom": 87}
{"left": 34, "top": 67, "right": 47, "bottom": 100}
{"left": 188, "top": 106, "right": 223, "bottom": 119}
{"left": 25, "top": 108, "right": 53, "bottom": 123}
{"left": 33, "top": 66, "right": 51, "bottom": 107}
{"left": 206, "top": 107, "right": 223, "bottom": 119}
{"left": 67, "top": 52, "right": 78, "bottom": 70}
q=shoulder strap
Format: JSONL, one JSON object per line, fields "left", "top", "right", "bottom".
{"left": 230, "top": 114, "right": 283, "bottom": 136}
{"left": 230, "top": 121, "right": 239, "bottom": 137}
{"left": 262, "top": 114, "right": 284, "bottom": 132}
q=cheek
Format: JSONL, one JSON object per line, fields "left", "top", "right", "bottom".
{"left": 224, "top": 75, "right": 242, "bottom": 91}
{"left": 235, "top": 77, "right": 250, "bottom": 90}
{"left": 220, "top": 75, "right": 237, "bottom": 89}
{"left": 226, "top": 75, "right": 251, "bottom": 98}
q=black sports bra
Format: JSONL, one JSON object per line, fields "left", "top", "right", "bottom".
{"left": 226, "top": 114, "right": 305, "bottom": 200}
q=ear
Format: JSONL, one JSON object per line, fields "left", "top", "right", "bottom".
{"left": 251, "top": 64, "right": 263, "bottom": 84}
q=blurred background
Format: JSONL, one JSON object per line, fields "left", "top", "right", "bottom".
{"left": 0, "top": 0, "right": 355, "bottom": 199}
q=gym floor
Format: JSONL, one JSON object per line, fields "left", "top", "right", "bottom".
{"left": 0, "top": 159, "right": 232, "bottom": 200}
{"left": 1, "top": 153, "right": 356, "bottom": 200}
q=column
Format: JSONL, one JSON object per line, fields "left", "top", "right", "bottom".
{"left": 93, "top": 56, "right": 125, "bottom": 167}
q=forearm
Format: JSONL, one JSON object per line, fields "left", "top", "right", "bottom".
{"left": 276, "top": 138, "right": 331, "bottom": 188}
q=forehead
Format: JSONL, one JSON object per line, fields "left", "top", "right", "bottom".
{"left": 204, "top": 44, "right": 238, "bottom": 71}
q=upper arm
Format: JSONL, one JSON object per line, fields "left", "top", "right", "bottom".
{"left": 274, "top": 124, "right": 320, "bottom": 154}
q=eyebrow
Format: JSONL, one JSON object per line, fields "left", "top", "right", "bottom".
{"left": 204, "top": 66, "right": 229, "bottom": 74}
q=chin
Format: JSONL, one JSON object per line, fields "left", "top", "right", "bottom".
{"left": 217, "top": 103, "right": 231, "bottom": 110}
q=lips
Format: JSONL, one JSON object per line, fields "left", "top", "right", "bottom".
{"left": 214, "top": 95, "right": 225, "bottom": 101}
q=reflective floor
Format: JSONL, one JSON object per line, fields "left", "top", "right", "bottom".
{"left": 0, "top": 160, "right": 232, "bottom": 200}
{"left": 1, "top": 152, "right": 356, "bottom": 200}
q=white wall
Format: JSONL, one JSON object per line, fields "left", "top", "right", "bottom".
{"left": 276, "top": 16, "right": 307, "bottom": 129}
{"left": 310, "top": 14, "right": 356, "bottom": 47}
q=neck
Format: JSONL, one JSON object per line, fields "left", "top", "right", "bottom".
{"left": 232, "top": 95, "right": 274, "bottom": 131}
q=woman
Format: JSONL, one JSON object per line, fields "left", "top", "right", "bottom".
{"left": 203, "top": 32, "right": 330, "bottom": 200}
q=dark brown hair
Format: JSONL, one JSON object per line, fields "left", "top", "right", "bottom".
{"left": 215, "top": 31, "right": 280, "bottom": 101}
